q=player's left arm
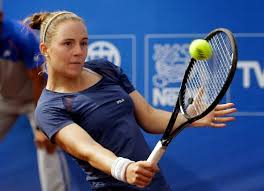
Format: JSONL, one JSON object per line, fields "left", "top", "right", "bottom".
{"left": 130, "top": 90, "right": 185, "bottom": 134}
{"left": 129, "top": 90, "right": 236, "bottom": 134}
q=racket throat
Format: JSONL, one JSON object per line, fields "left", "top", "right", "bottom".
{"left": 162, "top": 106, "right": 181, "bottom": 145}
{"left": 161, "top": 138, "right": 172, "bottom": 146}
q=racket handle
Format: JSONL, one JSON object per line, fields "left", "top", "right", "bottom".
{"left": 147, "top": 141, "right": 167, "bottom": 164}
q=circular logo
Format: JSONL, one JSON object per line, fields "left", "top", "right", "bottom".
{"left": 87, "top": 41, "right": 121, "bottom": 67}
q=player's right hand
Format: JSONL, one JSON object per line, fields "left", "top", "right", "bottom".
{"left": 125, "top": 161, "right": 159, "bottom": 188}
{"left": 35, "top": 129, "right": 56, "bottom": 154}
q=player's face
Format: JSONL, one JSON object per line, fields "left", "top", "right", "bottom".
{"left": 47, "top": 20, "right": 88, "bottom": 78}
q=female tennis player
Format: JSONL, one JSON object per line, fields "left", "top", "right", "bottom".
{"left": 28, "top": 11, "right": 237, "bottom": 191}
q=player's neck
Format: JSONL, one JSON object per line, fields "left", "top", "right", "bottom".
{"left": 46, "top": 70, "right": 84, "bottom": 93}
{"left": 46, "top": 68, "right": 101, "bottom": 93}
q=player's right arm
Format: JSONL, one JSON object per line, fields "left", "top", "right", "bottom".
{"left": 54, "top": 123, "right": 116, "bottom": 174}
{"left": 53, "top": 123, "right": 159, "bottom": 188}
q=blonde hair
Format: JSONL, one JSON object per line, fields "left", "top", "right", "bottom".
{"left": 26, "top": 11, "right": 84, "bottom": 45}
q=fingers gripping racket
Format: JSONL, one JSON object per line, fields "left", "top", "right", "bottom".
{"left": 147, "top": 28, "right": 238, "bottom": 164}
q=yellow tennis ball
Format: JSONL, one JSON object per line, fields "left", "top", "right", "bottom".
{"left": 189, "top": 39, "right": 212, "bottom": 60}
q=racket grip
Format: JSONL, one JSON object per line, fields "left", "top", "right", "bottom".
{"left": 147, "top": 141, "right": 167, "bottom": 164}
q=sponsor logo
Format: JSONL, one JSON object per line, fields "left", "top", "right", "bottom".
{"left": 87, "top": 41, "right": 121, "bottom": 67}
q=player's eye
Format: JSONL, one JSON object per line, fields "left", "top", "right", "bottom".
{"left": 81, "top": 41, "right": 88, "bottom": 47}
{"left": 64, "top": 41, "right": 72, "bottom": 46}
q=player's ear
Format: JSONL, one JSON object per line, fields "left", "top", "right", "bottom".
{"left": 40, "top": 42, "right": 48, "bottom": 57}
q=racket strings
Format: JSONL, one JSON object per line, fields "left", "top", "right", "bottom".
{"left": 212, "top": 34, "right": 232, "bottom": 78}
{"left": 183, "top": 32, "right": 234, "bottom": 117}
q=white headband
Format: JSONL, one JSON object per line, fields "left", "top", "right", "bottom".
{"left": 42, "top": 11, "right": 71, "bottom": 43}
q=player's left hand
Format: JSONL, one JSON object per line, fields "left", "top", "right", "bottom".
{"left": 191, "top": 103, "right": 237, "bottom": 128}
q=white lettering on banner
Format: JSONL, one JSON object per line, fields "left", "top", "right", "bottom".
{"left": 238, "top": 61, "right": 264, "bottom": 88}
{"left": 152, "top": 43, "right": 189, "bottom": 107}
{"left": 153, "top": 88, "right": 180, "bottom": 106}
{"left": 152, "top": 44, "right": 189, "bottom": 88}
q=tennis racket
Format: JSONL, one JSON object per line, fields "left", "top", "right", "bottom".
{"left": 147, "top": 28, "right": 238, "bottom": 164}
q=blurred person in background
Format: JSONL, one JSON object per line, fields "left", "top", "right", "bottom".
{"left": 0, "top": 1, "right": 71, "bottom": 191}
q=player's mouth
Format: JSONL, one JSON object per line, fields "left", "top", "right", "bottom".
{"left": 70, "top": 61, "right": 83, "bottom": 65}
